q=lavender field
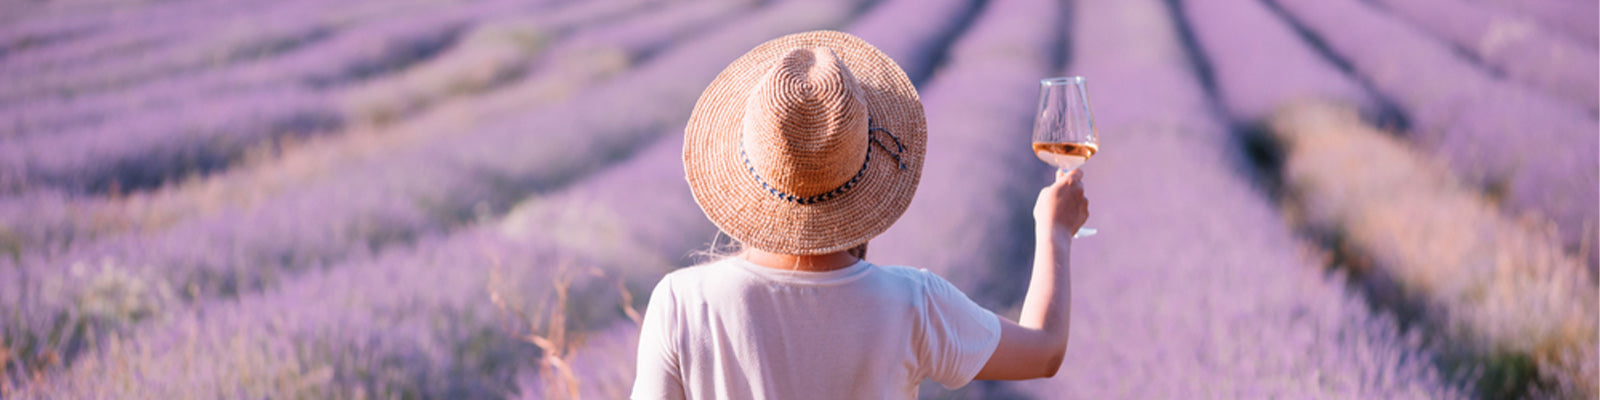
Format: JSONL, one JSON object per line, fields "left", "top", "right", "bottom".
{"left": 0, "top": 0, "right": 1594, "bottom": 398}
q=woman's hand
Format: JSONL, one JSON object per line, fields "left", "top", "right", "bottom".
{"left": 1034, "top": 169, "right": 1088, "bottom": 235}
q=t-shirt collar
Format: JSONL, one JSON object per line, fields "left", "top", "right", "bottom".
{"left": 728, "top": 256, "right": 873, "bottom": 286}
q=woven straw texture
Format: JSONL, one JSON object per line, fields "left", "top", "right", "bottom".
{"left": 684, "top": 30, "right": 926, "bottom": 255}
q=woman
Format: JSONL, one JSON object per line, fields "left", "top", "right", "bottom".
{"left": 632, "top": 30, "right": 1087, "bottom": 399}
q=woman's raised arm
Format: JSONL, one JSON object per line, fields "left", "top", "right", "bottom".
{"left": 976, "top": 169, "right": 1086, "bottom": 380}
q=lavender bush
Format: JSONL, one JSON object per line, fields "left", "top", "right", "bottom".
{"left": 846, "top": 0, "right": 979, "bottom": 85}
{"left": 0, "top": 16, "right": 303, "bottom": 139}
{"left": 1268, "top": 101, "right": 1598, "bottom": 398}
{"left": 1, "top": 5, "right": 122, "bottom": 57}
{"left": 1369, "top": 0, "right": 1600, "bottom": 112}
{"left": 1272, "top": 0, "right": 1598, "bottom": 264}
{"left": 0, "top": 0, "right": 541, "bottom": 194}
{"left": 0, "top": 0, "right": 359, "bottom": 105}
{"left": 1470, "top": 0, "right": 1599, "bottom": 47}
{"left": 0, "top": 0, "right": 310, "bottom": 79}
{"left": 336, "top": 0, "right": 686, "bottom": 126}
{"left": 0, "top": 0, "right": 457, "bottom": 117}
{"left": 0, "top": 87, "right": 341, "bottom": 194}
{"left": 1172, "top": 0, "right": 1378, "bottom": 123}
{"left": 1065, "top": 0, "right": 1218, "bottom": 139}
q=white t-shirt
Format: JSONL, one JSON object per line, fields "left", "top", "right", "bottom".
{"left": 631, "top": 257, "right": 1002, "bottom": 399}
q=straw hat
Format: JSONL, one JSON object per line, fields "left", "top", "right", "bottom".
{"left": 684, "top": 30, "right": 926, "bottom": 255}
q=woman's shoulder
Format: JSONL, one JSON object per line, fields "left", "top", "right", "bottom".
{"left": 869, "top": 265, "right": 974, "bottom": 302}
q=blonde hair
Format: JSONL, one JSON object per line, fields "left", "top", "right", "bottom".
{"left": 690, "top": 230, "right": 745, "bottom": 265}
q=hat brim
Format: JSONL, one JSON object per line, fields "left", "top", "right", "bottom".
{"left": 684, "top": 30, "right": 926, "bottom": 255}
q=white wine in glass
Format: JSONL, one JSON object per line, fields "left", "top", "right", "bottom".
{"left": 1032, "top": 76, "right": 1098, "bottom": 237}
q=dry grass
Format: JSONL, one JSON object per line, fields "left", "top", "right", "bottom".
{"left": 1267, "top": 100, "right": 1598, "bottom": 398}
{"left": 488, "top": 255, "right": 643, "bottom": 400}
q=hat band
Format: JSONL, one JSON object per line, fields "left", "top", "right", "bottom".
{"left": 739, "top": 118, "right": 906, "bottom": 205}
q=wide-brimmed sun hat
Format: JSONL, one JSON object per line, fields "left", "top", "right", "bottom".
{"left": 684, "top": 30, "right": 926, "bottom": 255}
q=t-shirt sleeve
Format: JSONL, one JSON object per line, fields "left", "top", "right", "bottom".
{"left": 917, "top": 270, "right": 1002, "bottom": 389}
{"left": 631, "top": 276, "right": 686, "bottom": 400}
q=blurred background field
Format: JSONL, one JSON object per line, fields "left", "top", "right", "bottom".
{"left": 0, "top": 0, "right": 1594, "bottom": 398}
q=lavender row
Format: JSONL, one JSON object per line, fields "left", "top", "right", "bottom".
{"left": 0, "top": 0, "right": 854, "bottom": 389}
{"left": 1, "top": 0, "right": 601, "bottom": 200}
{"left": 340, "top": 0, "right": 731, "bottom": 126}
{"left": 0, "top": 0, "right": 307, "bottom": 75}
{"left": 0, "top": 0, "right": 749, "bottom": 264}
{"left": 1272, "top": 0, "right": 1598, "bottom": 261}
{"left": 1268, "top": 101, "right": 1597, "bottom": 398}
{"left": 1471, "top": 0, "right": 1599, "bottom": 47}
{"left": 534, "top": 0, "right": 752, "bottom": 73}
{"left": 1172, "top": 0, "right": 1377, "bottom": 123}
{"left": 0, "top": 0, "right": 552, "bottom": 195}
{"left": 0, "top": 4, "right": 159, "bottom": 60}
{"left": 0, "top": 0, "right": 413, "bottom": 106}
{"left": 0, "top": 87, "right": 340, "bottom": 194}
{"left": 1070, "top": 0, "right": 1219, "bottom": 140}
{"left": 1370, "top": 0, "right": 1599, "bottom": 112}
{"left": 871, "top": 0, "right": 1060, "bottom": 314}
{"left": 846, "top": 0, "right": 979, "bottom": 84}
{"left": 0, "top": 0, "right": 455, "bottom": 98}
{"left": 1015, "top": 0, "right": 1460, "bottom": 396}
{"left": 438, "top": 0, "right": 755, "bottom": 130}
{"left": 18, "top": 132, "right": 710, "bottom": 398}
{"left": 0, "top": 0, "right": 523, "bottom": 139}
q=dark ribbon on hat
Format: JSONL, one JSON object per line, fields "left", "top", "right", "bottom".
{"left": 741, "top": 117, "right": 907, "bottom": 205}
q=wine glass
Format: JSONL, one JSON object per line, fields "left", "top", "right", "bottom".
{"left": 1032, "top": 76, "right": 1098, "bottom": 237}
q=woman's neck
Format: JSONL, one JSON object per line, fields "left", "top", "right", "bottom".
{"left": 740, "top": 247, "right": 860, "bottom": 272}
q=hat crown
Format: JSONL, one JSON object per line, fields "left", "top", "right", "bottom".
{"left": 740, "top": 47, "right": 870, "bottom": 197}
